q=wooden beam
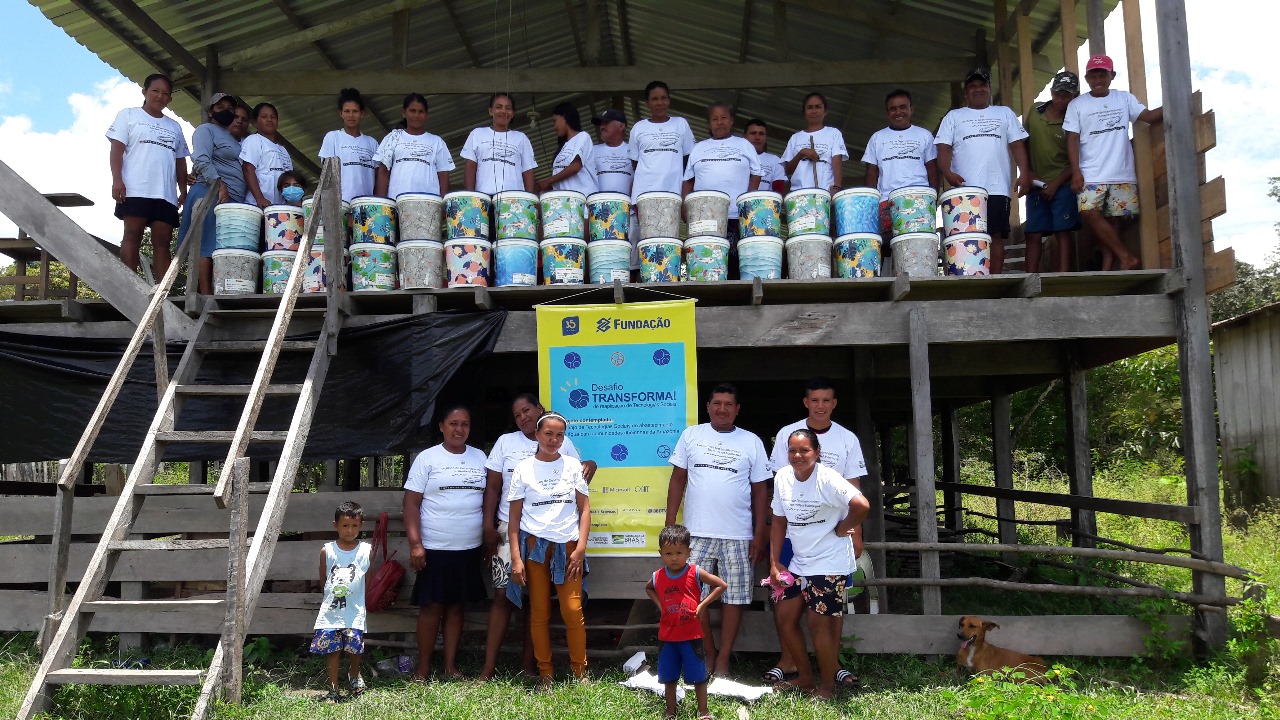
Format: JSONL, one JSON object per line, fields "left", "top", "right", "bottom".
{"left": 219, "top": 0, "right": 436, "bottom": 68}
{"left": 564, "top": 0, "right": 588, "bottom": 66}
{"left": 733, "top": 0, "right": 755, "bottom": 112}
{"left": 441, "top": 0, "right": 482, "bottom": 67}
{"left": 995, "top": 0, "right": 1013, "bottom": 106}
{"left": 101, "top": 0, "right": 205, "bottom": 79}
{"left": 1086, "top": 0, "right": 1106, "bottom": 54}
{"left": 1063, "top": 353, "right": 1097, "bottom": 545}
{"left": 1155, "top": 0, "right": 1227, "bottom": 651}
{"left": 908, "top": 308, "right": 941, "bottom": 615}
{"left": 1204, "top": 246, "right": 1236, "bottom": 294}
{"left": 390, "top": 10, "right": 410, "bottom": 70}
{"left": 934, "top": 481, "right": 1198, "bottom": 524}
{"left": 1060, "top": 0, "right": 1080, "bottom": 75}
{"left": 220, "top": 57, "right": 973, "bottom": 96}
{"left": 940, "top": 406, "right": 964, "bottom": 533}
{"left": 1123, "top": 0, "right": 1159, "bottom": 269}
{"left": 1151, "top": 112, "right": 1217, "bottom": 179}
{"left": 1157, "top": 176, "right": 1226, "bottom": 241}
{"left": 585, "top": 0, "right": 603, "bottom": 66}
{"left": 991, "top": 394, "right": 1019, "bottom": 556}
{"left": 772, "top": 0, "right": 789, "bottom": 61}
{"left": 853, "top": 349, "right": 886, "bottom": 592}
{"left": 614, "top": 0, "right": 642, "bottom": 122}
{"left": 1016, "top": 10, "right": 1035, "bottom": 115}
{"left": 782, "top": 0, "right": 971, "bottom": 49}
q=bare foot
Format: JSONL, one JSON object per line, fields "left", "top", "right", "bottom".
{"left": 1121, "top": 256, "right": 1141, "bottom": 271}
{"left": 813, "top": 685, "right": 836, "bottom": 700}
{"left": 774, "top": 679, "right": 815, "bottom": 695}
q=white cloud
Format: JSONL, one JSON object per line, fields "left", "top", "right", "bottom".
{"left": 0, "top": 77, "right": 195, "bottom": 267}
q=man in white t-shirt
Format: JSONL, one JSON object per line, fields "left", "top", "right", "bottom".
{"left": 666, "top": 383, "right": 770, "bottom": 677}
{"left": 863, "top": 89, "right": 938, "bottom": 238}
{"left": 744, "top": 118, "right": 788, "bottom": 195}
{"left": 936, "top": 67, "right": 1031, "bottom": 274}
{"left": 1065, "top": 54, "right": 1162, "bottom": 272}
{"left": 592, "top": 109, "right": 634, "bottom": 195}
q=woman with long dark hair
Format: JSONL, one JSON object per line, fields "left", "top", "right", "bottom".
{"left": 538, "top": 102, "right": 597, "bottom": 195}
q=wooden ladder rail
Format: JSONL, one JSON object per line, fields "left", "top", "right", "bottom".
{"left": 193, "top": 158, "right": 346, "bottom": 718}
{"left": 40, "top": 181, "right": 222, "bottom": 655}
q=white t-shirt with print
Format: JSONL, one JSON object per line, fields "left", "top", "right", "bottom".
{"left": 772, "top": 463, "right": 860, "bottom": 576}
{"left": 861, "top": 125, "right": 938, "bottom": 196}
{"left": 768, "top": 419, "right": 868, "bottom": 480}
{"left": 628, "top": 117, "right": 696, "bottom": 201}
{"left": 374, "top": 129, "right": 456, "bottom": 198}
{"left": 461, "top": 127, "right": 538, "bottom": 195}
{"left": 669, "top": 424, "right": 771, "bottom": 540}
{"left": 934, "top": 105, "right": 1028, "bottom": 197}
{"left": 781, "top": 127, "right": 849, "bottom": 190}
{"left": 757, "top": 151, "right": 787, "bottom": 189}
{"left": 1063, "top": 90, "right": 1145, "bottom": 184}
{"left": 319, "top": 130, "right": 378, "bottom": 202}
{"left": 682, "top": 136, "right": 763, "bottom": 219}
{"left": 552, "top": 132, "right": 599, "bottom": 195}
{"left": 404, "top": 444, "right": 488, "bottom": 550}
{"left": 238, "top": 133, "right": 293, "bottom": 205}
{"left": 314, "top": 541, "right": 371, "bottom": 630}
{"left": 508, "top": 455, "right": 589, "bottom": 543}
{"left": 593, "top": 142, "right": 634, "bottom": 195}
{"left": 105, "top": 107, "right": 190, "bottom": 205}
{"left": 485, "top": 431, "right": 582, "bottom": 522}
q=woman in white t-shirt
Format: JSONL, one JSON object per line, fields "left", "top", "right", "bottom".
{"left": 240, "top": 102, "right": 293, "bottom": 209}
{"left": 769, "top": 429, "right": 869, "bottom": 699}
{"left": 463, "top": 92, "right": 537, "bottom": 194}
{"left": 402, "top": 405, "right": 489, "bottom": 681}
{"left": 106, "top": 73, "right": 189, "bottom": 279}
{"left": 507, "top": 412, "right": 591, "bottom": 685}
{"left": 682, "top": 103, "right": 763, "bottom": 235}
{"left": 318, "top": 88, "right": 379, "bottom": 203}
{"left": 627, "top": 80, "right": 696, "bottom": 202}
{"left": 538, "top": 103, "right": 597, "bottom": 195}
{"left": 781, "top": 93, "right": 848, "bottom": 195}
{"left": 374, "top": 93, "right": 455, "bottom": 198}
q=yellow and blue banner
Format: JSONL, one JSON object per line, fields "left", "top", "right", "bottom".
{"left": 536, "top": 300, "right": 697, "bottom": 556}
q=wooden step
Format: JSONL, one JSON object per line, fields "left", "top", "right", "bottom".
{"left": 135, "top": 482, "right": 274, "bottom": 496}
{"left": 107, "top": 539, "right": 243, "bottom": 551}
{"left": 208, "top": 307, "right": 327, "bottom": 319}
{"left": 45, "top": 668, "right": 205, "bottom": 686}
{"left": 83, "top": 599, "right": 224, "bottom": 613}
{"left": 196, "top": 340, "right": 318, "bottom": 353}
{"left": 155, "top": 430, "right": 289, "bottom": 443}
{"left": 174, "top": 383, "right": 304, "bottom": 396}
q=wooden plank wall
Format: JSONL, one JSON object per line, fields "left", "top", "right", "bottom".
{"left": 1214, "top": 308, "right": 1280, "bottom": 505}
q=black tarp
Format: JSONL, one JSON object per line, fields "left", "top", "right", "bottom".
{"left": 0, "top": 311, "right": 506, "bottom": 463}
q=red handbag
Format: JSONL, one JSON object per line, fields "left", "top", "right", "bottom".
{"left": 364, "top": 512, "right": 406, "bottom": 612}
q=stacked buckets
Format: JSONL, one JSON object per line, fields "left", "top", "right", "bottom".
{"left": 350, "top": 196, "right": 398, "bottom": 290}
{"left": 636, "top": 191, "right": 681, "bottom": 282}
{"left": 444, "top": 190, "right": 492, "bottom": 287}
{"left": 586, "top": 192, "right": 632, "bottom": 284}
{"left": 493, "top": 191, "right": 539, "bottom": 287}
{"left": 396, "top": 192, "right": 446, "bottom": 289}
{"left": 540, "top": 191, "right": 587, "bottom": 285}
{"left": 683, "top": 190, "right": 731, "bottom": 282}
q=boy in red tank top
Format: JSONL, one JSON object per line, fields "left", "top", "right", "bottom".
{"left": 646, "top": 524, "right": 728, "bottom": 719}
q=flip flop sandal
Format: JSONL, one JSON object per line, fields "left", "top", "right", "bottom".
{"left": 835, "top": 669, "right": 861, "bottom": 688}
{"left": 761, "top": 667, "right": 797, "bottom": 684}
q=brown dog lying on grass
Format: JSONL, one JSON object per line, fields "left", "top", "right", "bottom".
{"left": 956, "top": 616, "right": 1049, "bottom": 683}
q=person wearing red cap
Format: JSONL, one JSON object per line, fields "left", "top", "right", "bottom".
{"left": 1064, "top": 54, "right": 1163, "bottom": 271}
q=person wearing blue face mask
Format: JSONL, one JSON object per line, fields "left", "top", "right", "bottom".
{"left": 277, "top": 171, "right": 308, "bottom": 207}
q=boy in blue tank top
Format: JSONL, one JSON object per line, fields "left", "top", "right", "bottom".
{"left": 311, "top": 501, "right": 372, "bottom": 702}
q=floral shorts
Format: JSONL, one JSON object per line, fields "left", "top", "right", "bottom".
{"left": 779, "top": 574, "right": 848, "bottom": 617}
{"left": 1077, "top": 183, "right": 1139, "bottom": 217}
{"left": 310, "top": 628, "right": 365, "bottom": 655}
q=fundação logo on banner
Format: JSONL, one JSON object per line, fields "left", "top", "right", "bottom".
{"left": 536, "top": 300, "right": 698, "bottom": 555}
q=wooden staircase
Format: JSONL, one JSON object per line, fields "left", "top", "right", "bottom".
{"left": 18, "top": 158, "right": 347, "bottom": 720}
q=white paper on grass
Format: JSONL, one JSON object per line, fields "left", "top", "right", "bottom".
{"left": 619, "top": 673, "right": 773, "bottom": 703}
{"left": 621, "top": 670, "right": 684, "bottom": 700}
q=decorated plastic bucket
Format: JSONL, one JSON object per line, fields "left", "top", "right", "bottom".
{"left": 301, "top": 198, "right": 351, "bottom": 246}
{"left": 939, "top": 186, "right": 989, "bottom": 237}
{"left": 943, "top": 232, "right": 992, "bottom": 276}
{"left": 444, "top": 190, "right": 491, "bottom": 240}
{"left": 888, "top": 186, "right": 938, "bottom": 236}
{"left": 833, "top": 187, "right": 882, "bottom": 236}
{"left": 350, "top": 242, "right": 398, "bottom": 291}
{"left": 540, "top": 238, "right": 587, "bottom": 285}
{"left": 684, "top": 190, "right": 731, "bottom": 238}
{"left": 396, "top": 239, "right": 446, "bottom": 289}
{"left": 302, "top": 247, "right": 347, "bottom": 293}
{"left": 262, "top": 205, "right": 304, "bottom": 252}
{"left": 784, "top": 189, "right": 831, "bottom": 238}
{"left": 350, "top": 196, "right": 397, "bottom": 246}
{"left": 212, "top": 248, "right": 260, "bottom": 295}
{"left": 785, "top": 234, "right": 833, "bottom": 279}
{"left": 890, "top": 232, "right": 940, "bottom": 278}
{"left": 539, "top": 191, "right": 586, "bottom": 240}
{"left": 493, "top": 191, "right": 540, "bottom": 240}
{"left": 737, "top": 191, "right": 784, "bottom": 238}
{"left": 395, "top": 192, "right": 445, "bottom": 243}
{"left": 494, "top": 238, "right": 539, "bottom": 287}
{"left": 587, "top": 192, "right": 631, "bottom": 242}
{"left": 213, "top": 203, "right": 262, "bottom": 251}
{"left": 683, "top": 236, "right": 729, "bottom": 282}
{"left": 737, "top": 236, "right": 784, "bottom": 280}
{"left": 638, "top": 238, "right": 682, "bottom": 283}
{"left": 260, "top": 249, "right": 296, "bottom": 294}
{"left": 444, "top": 238, "right": 492, "bottom": 287}
{"left": 834, "top": 233, "right": 882, "bottom": 278}
{"left": 636, "top": 191, "right": 682, "bottom": 240}
{"left": 587, "top": 240, "right": 632, "bottom": 284}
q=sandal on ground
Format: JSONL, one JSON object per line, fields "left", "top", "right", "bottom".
{"left": 761, "top": 666, "right": 797, "bottom": 684}
{"left": 835, "top": 669, "right": 860, "bottom": 688}
{"left": 535, "top": 674, "right": 555, "bottom": 690}
{"left": 348, "top": 676, "right": 366, "bottom": 696}
{"left": 319, "top": 688, "right": 343, "bottom": 704}
{"left": 698, "top": 715, "right": 715, "bottom": 720}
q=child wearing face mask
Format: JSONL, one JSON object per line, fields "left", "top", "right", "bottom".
{"left": 277, "top": 171, "right": 308, "bottom": 207}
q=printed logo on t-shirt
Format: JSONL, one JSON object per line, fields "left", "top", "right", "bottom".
{"left": 1084, "top": 106, "right": 1128, "bottom": 137}
{"left": 691, "top": 440, "right": 747, "bottom": 474}
{"left": 958, "top": 117, "right": 1005, "bottom": 142}
{"left": 597, "top": 153, "right": 633, "bottom": 176}
{"left": 139, "top": 121, "right": 180, "bottom": 153}
{"left": 482, "top": 139, "right": 520, "bottom": 167}
{"left": 397, "top": 139, "right": 436, "bottom": 167}
{"left": 881, "top": 136, "right": 926, "bottom": 163}
{"left": 642, "top": 132, "right": 682, "bottom": 154}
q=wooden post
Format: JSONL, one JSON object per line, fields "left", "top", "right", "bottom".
{"left": 40, "top": 485, "right": 74, "bottom": 656}
{"left": 1086, "top": 0, "right": 1106, "bottom": 54}
{"left": 853, "top": 349, "right": 886, "bottom": 591}
{"left": 1060, "top": 0, "right": 1080, "bottom": 75}
{"left": 1155, "top": 0, "right": 1228, "bottom": 652}
{"left": 1123, "top": 0, "right": 1160, "bottom": 269}
{"left": 941, "top": 405, "right": 964, "bottom": 533}
{"left": 992, "top": 394, "right": 1019, "bottom": 561}
{"left": 221, "top": 458, "right": 249, "bottom": 704}
{"left": 1016, "top": 10, "right": 1035, "bottom": 115}
{"left": 908, "top": 309, "right": 941, "bottom": 615}
{"left": 1063, "top": 355, "right": 1098, "bottom": 547}
{"left": 994, "top": 0, "right": 1012, "bottom": 106}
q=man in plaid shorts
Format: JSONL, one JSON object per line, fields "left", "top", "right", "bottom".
{"left": 666, "top": 382, "right": 771, "bottom": 678}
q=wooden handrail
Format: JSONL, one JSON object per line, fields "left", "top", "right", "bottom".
{"left": 865, "top": 541, "right": 1253, "bottom": 579}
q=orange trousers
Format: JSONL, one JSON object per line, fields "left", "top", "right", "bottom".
{"left": 526, "top": 538, "right": 586, "bottom": 678}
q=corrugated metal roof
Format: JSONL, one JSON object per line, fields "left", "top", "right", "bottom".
{"left": 30, "top": 0, "right": 1118, "bottom": 183}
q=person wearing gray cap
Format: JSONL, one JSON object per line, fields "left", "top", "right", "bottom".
{"left": 936, "top": 67, "right": 1031, "bottom": 274}
{"left": 1024, "top": 71, "right": 1081, "bottom": 273}
{"left": 177, "top": 91, "right": 245, "bottom": 294}
{"left": 593, "top": 108, "right": 640, "bottom": 271}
